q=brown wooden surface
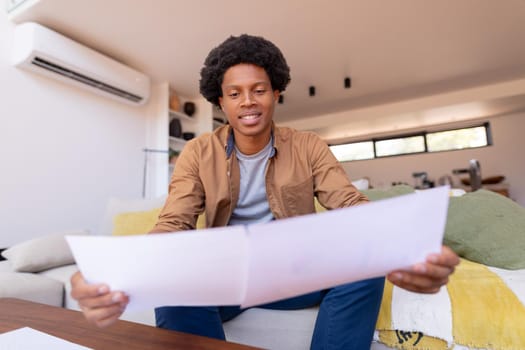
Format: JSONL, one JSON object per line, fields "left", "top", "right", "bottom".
{"left": 0, "top": 298, "right": 260, "bottom": 350}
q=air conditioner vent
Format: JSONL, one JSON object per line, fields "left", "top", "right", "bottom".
{"left": 12, "top": 22, "right": 150, "bottom": 105}
{"left": 31, "top": 57, "right": 143, "bottom": 103}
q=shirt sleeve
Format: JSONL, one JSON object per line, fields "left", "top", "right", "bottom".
{"left": 308, "top": 133, "right": 369, "bottom": 209}
{"left": 150, "top": 140, "right": 205, "bottom": 233}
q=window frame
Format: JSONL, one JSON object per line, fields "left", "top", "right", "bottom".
{"left": 329, "top": 122, "right": 492, "bottom": 162}
{"left": 373, "top": 133, "right": 427, "bottom": 158}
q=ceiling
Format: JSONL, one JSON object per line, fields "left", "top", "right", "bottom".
{"left": 7, "top": 0, "right": 525, "bottom": 141}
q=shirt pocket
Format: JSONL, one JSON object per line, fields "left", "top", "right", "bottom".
{"left": 281, "top": 176, "right": 315, "bottom": 216}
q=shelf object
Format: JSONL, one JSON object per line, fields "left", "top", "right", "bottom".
{"left": 169, "top": 109, "right": 196, "bottom": 152}
{"left": 167, "top": 95, "right": 214, "bottom": 154}
{"left": 169, "top": 109, "right": 196, "bottom": 122}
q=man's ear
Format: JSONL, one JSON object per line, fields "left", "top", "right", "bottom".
{"left": 273, "top": 90, "right": 280, "bottom": 101}
{"left": 218, "top": 96, "right": 223, "bottom": 110}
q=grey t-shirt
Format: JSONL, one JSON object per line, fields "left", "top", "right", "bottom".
{"left": 228, "top": 139, "right": 274, "bottom": 226}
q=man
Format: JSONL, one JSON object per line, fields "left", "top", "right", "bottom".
{"left": 71, "top": 34, "right": 459, "bottom": 349}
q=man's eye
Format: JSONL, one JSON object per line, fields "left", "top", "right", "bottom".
{"left": 229, "top": 92, "right": 239, "bottom": 98}
{"left": 255, "top": 89, "right": 266, "bottom": 94}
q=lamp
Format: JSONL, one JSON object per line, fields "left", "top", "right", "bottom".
{"left": 344, "top": 77, "right": 351, "bottom": 89}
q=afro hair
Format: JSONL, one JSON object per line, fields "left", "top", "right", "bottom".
{"left": 199, "top": 34, "right": 291, "bottom": 107}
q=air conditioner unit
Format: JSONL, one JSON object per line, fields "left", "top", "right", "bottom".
{"left": 12, "top": 22, "right": 150, "bottom": 105}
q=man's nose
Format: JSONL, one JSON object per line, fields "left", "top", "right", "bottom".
{"left": 240, "top": 91, "right": 255, "bottom": 106}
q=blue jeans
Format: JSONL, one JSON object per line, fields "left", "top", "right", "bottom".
{"left": 155, "top": 277, "right": 385, "bottom": 350}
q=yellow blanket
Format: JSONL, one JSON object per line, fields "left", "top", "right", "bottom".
{"left": 376, "top": 259, "right": 525, "bottom": 350}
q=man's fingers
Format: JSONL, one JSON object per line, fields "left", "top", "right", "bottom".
{"left": 387, "top": 246, "right": 460, "bottom": 294}
{"left": 387, "top": 270, "right": 449, "bottom": 294}
{"left": 70, "top": 271, "right": 110, "bottom": 300}
{"left": 94, "top": 315, "right": 120, "bottom": 328}
{"left": 78, "top": 291, "right": 128, "bottom": 309}
{"left": 426, "top": 246, "right": 460, "bottom": 267}
{"left": 412, "top": 262, "right": 455, "bottom": 279}
{"left": 391, "top": 272, "right": 448, "bottom": 287}
{"left": 82, "top": 303, "right": 124, "bottom": 328}
{"left": 70, "top": 270, "right": 129, "bottom": 327}
{"left": 388, "top": 280, "right": 439, "bottom": 294}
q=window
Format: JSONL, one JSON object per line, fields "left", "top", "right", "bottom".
{"left": 427, "top": 126, "right": 488, "bottom": 152}
{"left": 375, "top": 135, "right": 425, "bottom": 157}
{"left": 329, "top": 141, "right": 374, "bottom": 162}
{"left": 329, "top": 123, "right": 491, "bottom": 162}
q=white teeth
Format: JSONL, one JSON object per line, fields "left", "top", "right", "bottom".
{"left": 240, "top": 114, "right": 258, "bottom": 120}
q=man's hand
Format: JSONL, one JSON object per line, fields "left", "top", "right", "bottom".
{"left": 70, "top": 271, "right": 129, "bottom": 327}
{"left": 387, "top": 245, "right": 460, "bottom": 293}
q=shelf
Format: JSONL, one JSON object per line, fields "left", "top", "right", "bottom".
{"left": 169, "top": 136, "right": 187, "bottom": 150}
{"left": 169, "top": 109, "right": 195, "bottom": 122}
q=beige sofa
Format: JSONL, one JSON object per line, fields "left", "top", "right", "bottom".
{"left": 0, "top": 235, "right": 388, "bottom": 349}
{"left": 0, "top": 192, "right": 329, "bottom": 350}
{"left": 2, "top": 188, "right": 524, "bottom": 350}
{"left": 0, "top": 191, "right": 390, "bottom": 349}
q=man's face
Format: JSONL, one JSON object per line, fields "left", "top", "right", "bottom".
{"left": 219, "top": 63, "right": 279, "bottom": 141}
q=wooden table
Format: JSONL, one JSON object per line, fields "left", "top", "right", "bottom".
{"left": 0, "top": 298, "right": 260, "bottom": 349}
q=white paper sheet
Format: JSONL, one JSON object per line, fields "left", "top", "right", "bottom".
{"left": 67, "top": 226, "right": 248, "bottom": 309}
{"left": 67, "top": 186, "right": 449, "bottom": 310}
{"left": 242, "top": 186, "right": 449, "bottom": 307}
{"left": 0, "top": 327, "right": 91, "bottom": 349}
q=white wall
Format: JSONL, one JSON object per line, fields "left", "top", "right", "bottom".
{"left": 144, "top": 82, "right": 169, "bottom": 199}
{"left": 341, "top": 111, "right": 525, "bottom": 206}
{"left": 0, "top": 15, "right": 155, "bottom": 246}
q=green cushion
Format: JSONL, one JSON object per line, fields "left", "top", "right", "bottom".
{"left": 444, "top": 190, "right": 525, "bottom": 270}
{"left": 361, "top": 185, "right": 415, "bottom": 201}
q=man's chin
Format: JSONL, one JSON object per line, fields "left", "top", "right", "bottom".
{"left": 235, "top": 127, "right": 270, "bottom": 138}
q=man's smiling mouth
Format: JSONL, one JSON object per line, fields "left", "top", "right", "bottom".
{"left": 239, "top": 113, "right": 261, "bottom": 120}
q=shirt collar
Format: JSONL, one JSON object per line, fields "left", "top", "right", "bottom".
{"left": 224, "top": 123, "right": 277, "bottom": 158}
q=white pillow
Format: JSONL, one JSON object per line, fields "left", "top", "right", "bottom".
{"left": 98, "top": 195, "right": 167, "bottom": 236}
{"left": 1, "top": 230, "right": 88, "bottom": 272}
{"left": 351, "top": 178, "right": 370, "bottom": 191}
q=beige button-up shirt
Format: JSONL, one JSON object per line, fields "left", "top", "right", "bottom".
{"left": 151, "top": 124, "right": 367, "bottom": 233}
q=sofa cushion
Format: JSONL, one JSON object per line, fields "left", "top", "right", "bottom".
{"left": 100, "top": 196, "right": 167, "bottom": 235}
{"left": 111, "top": 206, "right": 206, "bottom": 235}
{"left": 376, "top": 259, "right": 525, "bottom": 350}
{"left": 0, "top": 272, "right": 63, "bottom": 307}
{"left": 1, "top": 230, "right": 88, "bottom": 273}
{"left": 224, "top": 307, "right": 318, "bottom": 349}
{"left": 444, "top": 190, "right": 525, "bottom": 269}
{"left": 39, "top": 264, "right": 80, "bottom": 310}
{"left": 112, "top": 208, "right": 162, "bottom": 235}
{"left": 361, "top": 185, "right": 415, "bottom": 201}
